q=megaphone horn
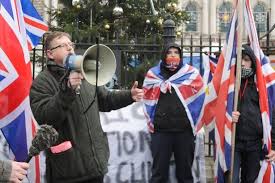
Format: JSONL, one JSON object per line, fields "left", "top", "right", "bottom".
{"left": 64, "top": 44, "right": 116, "bottom": 86}
{"left": 82, "top": 44, "right": 116, "bottom": 86}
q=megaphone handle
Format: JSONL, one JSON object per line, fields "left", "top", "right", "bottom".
{"left": 69, "top": 70, "right": 81, "bottom": 95}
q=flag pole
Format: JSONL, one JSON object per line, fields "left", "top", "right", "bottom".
{"left": 230, "top": 0, "right": 243, "bottom": 182}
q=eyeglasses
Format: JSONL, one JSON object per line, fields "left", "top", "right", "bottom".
{"left": 50, "top": 42, "right": 76, "bottom": 51}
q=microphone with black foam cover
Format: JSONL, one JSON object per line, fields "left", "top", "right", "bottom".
{"left": 25, "top": 124, "right": 59, "bottom": 163}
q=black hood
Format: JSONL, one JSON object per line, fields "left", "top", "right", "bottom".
{"left": 160, "top": 43, "right": 183, "bottom": 79}
{"left": 242, "top": 44, "right": 257, "bottom": 73}
{"left": 161, "top": 43, "right": 182, "bottom": 62}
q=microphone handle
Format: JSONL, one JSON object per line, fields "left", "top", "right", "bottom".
{"left": 25, "top": 155, "right": 32, "bottom": 163}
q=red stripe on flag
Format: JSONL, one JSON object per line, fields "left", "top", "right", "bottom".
{"left": 178, "top": 75, "right": 204, "bottom": 99}
{"left": 256, "top": 62, "right": 269, "bottom": 115}
{"left": 27, "top": 41, "right": 32, "bottom": 51}
{"left": 200, "top": 100, "right": 216, "bottom": 125}
{"left": 0, "top": 60, "right": 8, "bottom": 73}
{"left": 265, "top": 72, "right": 275, "bottom": 84}
{"left": 263, "top": 163, "right": 271, "bottom": 183}
{"left": 0, "top": 16, "right": 32, "bottom": 119}
{"left": 210, "top": 62, "right": 216, "bottom": 73}
{"left": 24, "top": 17, "right": 48, "bottom": 31}
{"left": 215, "top": 84, "right": 229, "bottom": 150}
{"left": 144, "top": 87, "right": 160, "bottom": 100}
{"left": 212, "top": 54, "right": 225, "bottom": 93}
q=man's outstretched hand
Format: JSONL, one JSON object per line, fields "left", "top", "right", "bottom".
{"left": 131, "top": 81, "right": 144, "bottom": 102}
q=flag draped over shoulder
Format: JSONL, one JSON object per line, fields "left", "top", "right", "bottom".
{"left": 243, "top": 0, "right": 275, "bottom": 182}
{"left": 143, "top": 62, "right": 205, "bottom": 134}
{"left": 0, "top": 0, "right": 48, "bottom": 182}
{"left": 197, "top": 0, "right": 275, "bottom": 182}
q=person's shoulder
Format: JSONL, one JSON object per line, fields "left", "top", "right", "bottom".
{"left": 179, "top": 63, "right": 200, "bottom": 74}
{"left": 34, "top": 69, "right": 51, "bottom": 80}
{"left": 32, "top": 69, "right": 53, "bottom": 87}
{"left": 148, "top": 64, "right": 161, "bottom": 73}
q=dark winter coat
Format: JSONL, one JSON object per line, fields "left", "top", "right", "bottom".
{"left": 236, "top": 77, "right": 275, "bottom": 150}
{"left": 30, "top": 60, "right": 134, "bottom": 183}
{"left": 236, "top": 45, "right": 275, "bottom": 151}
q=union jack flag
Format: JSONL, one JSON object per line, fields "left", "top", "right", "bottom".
{"left": 201, "top": 54, "right": 218, "bottom": 148}
{"left": 243, "top": 0, "right": 275, "bottom": 182}
{"left": 197, "top": 0, "right": 275, "bottom": 182}
{"left": 0, "top": 0, "right": 48, "bottom": 182}
{"left": 196, "top": 3, "right": 238, "bottom": 181}
{"left": 143, "top": 62, "right": 205, "bottom": 134}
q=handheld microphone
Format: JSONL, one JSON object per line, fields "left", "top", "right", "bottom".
{"left": 25, "top": 124, "right": 59, "bottom": 163}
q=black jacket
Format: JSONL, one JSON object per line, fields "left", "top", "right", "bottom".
{"left": 153, "top": 43, "right": 192, "bottom": 132}
{"left": 236, "top": 77, "right": 275, "bottom": 150}
{"left": 30, "top": 61, "right": 134, "bottom": 183}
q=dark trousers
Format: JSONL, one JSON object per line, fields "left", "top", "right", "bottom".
{"left": 232, "top": 140, "right": 262, "bottom": 183}
{"left": 150, "top": 131, "right": 195, "bottom": 183}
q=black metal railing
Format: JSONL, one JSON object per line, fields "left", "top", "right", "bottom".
{"left": 30, "top": 32, "right": 275, "bottom": 157}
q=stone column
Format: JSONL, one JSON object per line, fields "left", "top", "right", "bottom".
{"left": 209, "top": 0, "right": 217, "bottom": 35}
{"left": 270, "top": 0, "right": 275, "bottom": 38}
{"left": 201, "top": 0, "right": 209, "bottom": 35}
{"left": 43, "top": 0, "right": 58, "bottom": 26}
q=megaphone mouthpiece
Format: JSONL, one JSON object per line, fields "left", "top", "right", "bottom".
{"left": 64, "top": 54, "right": 83, "bottom": 71}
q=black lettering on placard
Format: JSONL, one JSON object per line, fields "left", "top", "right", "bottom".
{"left": 104, "top": 160, "right": 179, "bottom": 183}
{"left": 139, "top": 131, "right": 150, "bottom": 152}
{"left": 107, "top": 131, "right": 151, "bottom": 157}
{"left": 130, "top": 162, "right": 146, "bottom": 183}
{"left": 101, "top": 102, "right": 146, "bottom": 125}
{"left": 106, "top": 131, "right": 122, "bottom": 156}
{"left": 116, "top": 161, "right": 129, "bottom": 183}
{"left": 123, "top": 132, "right": 136, "bottom": 155}
{"left": 101, "top": 110, "right": 128, "bottom": 125}
{"left": 109, "top": 161, "right": 152, "bottom": 183}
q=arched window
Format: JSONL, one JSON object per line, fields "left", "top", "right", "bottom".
{"left": 217, "top": 1, "right": 233, "bottom": 32}
{"left": 253, "top": 2, "right": 267, "bottom": 32}
{"left": 185, "top": 2, "right": 198, "bottom": 32}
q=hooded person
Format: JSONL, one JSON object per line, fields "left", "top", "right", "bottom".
{"left": 160, "top": 43, "right": 183, "bottom": 73}
{"left": 241, "top": 44, "right": 256, "bottom": 79}
{"left": 231, "top": 44, "right": 275, "bottom": 183}
{"left": 142, "top": 43, "right": 205, "bottom": 183}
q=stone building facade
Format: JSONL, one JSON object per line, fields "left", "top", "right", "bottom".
{"left": 179, "top": 0, "right": 275, "bottom": 46}
{"left": 32, "top": 0, "right": 275, "bottom": 45}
